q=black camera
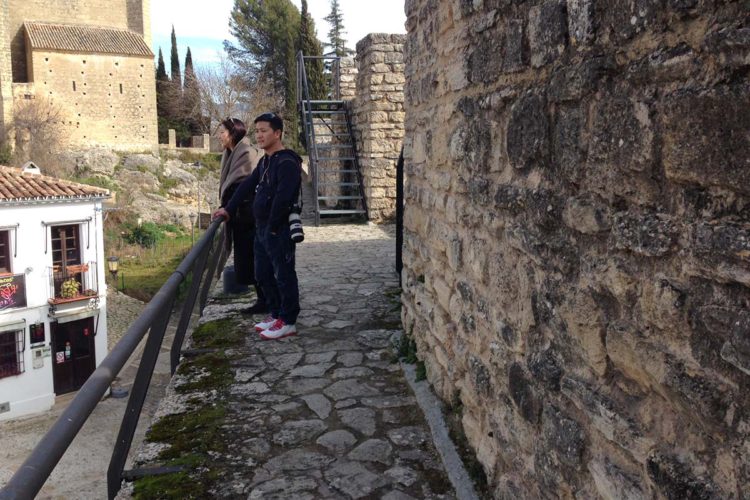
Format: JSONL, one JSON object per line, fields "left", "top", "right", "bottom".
{"left": 289, "top": 205, "right": 304, "bottom": 243}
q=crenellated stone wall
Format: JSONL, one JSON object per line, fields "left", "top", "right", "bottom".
{"left": 350, "top": 34, "right": 405, "bottom": 222}
{"left": 401, "top": 0, "right": 749, "bottom": 498}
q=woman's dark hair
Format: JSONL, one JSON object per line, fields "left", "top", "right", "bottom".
{"left": 220, "top": 117, "right": 247, "bottom": 146}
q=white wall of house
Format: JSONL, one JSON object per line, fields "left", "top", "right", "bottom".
{"left": 0, "top": 198, "right": 108, "bottom": 421}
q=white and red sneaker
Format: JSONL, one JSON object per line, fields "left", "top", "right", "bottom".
{"left": 254, "top": 316, "right": 276, "bottom": 332}
{"left": 259, "top": 319, "right": 297, "bottom": 340}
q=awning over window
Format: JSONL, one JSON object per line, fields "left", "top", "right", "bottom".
{"left": 0, "top": 318, "right": 26, "bottom": 332}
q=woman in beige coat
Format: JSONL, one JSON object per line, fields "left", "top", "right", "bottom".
{"left": 217, "top": 117, "right": 266, "bottom": 313}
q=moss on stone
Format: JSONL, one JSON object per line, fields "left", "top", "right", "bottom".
{"left": 133, "top": 470, "right": 208, "bottom": 500}
{"left": 190, "top": 318, "right": 244, "bottom": 349}
{"left": 175, "top": 351, "right": 233, "bottom": 393}
{"left": 135, "top": 404, "right": 227, "bottom": 499}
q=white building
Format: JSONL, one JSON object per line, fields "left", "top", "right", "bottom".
{"left": 0, "top": 164, "right": 109, "bottom": 421}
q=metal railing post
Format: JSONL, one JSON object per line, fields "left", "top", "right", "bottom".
{"left": 199, "top": 238, "right": 225, "bottom": 313}
{"left": 107, "top": 294, "right": 177, "bottom": 499}
{"left": 170, "top": 242, "right": 211, "bottom": 374}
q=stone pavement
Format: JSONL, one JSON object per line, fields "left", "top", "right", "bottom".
{"left": 122, "top": 223, "right": 460, "bottom": 499}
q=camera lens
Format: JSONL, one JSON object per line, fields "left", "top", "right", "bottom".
{"left": 289, "top": 211, "right": 304, "bottom": 243}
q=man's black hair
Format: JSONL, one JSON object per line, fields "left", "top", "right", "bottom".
{"left": 254, "top": 112, "right": 284, "bottom": 132}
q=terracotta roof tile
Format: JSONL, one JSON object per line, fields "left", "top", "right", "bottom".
{"left": 24, "top": 21, "right": 153, "bottom": 57}
{"left": 0, "top": 165, "right": 110, "bottom": 203}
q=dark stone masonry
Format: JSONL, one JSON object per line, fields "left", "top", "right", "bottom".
{"left": 401, "top": 0, "right": 749, "bottom": 497}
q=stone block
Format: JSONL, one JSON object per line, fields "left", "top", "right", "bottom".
{"left": 567, "top": 0, "right": 594, "bottom": 46}
{"left": 646, "top": 451, "right": 719, "bottom": 500}
{"left": 695, "top": 220, "right": 749, "bottom": 272}
{"left": 548, "top": 56, "right": 614, "bottom": 102}
{"left": 542, "top": 405, "right": 586, "bottom": 467}
{"left": 552, "top": 105, "right": 585, "bottom": 185}
{"left": 588, "top": 97, "right": 653, "bottom": 173}
{"left": 507, "top": 92, "right": 549, "bottom": 170}
{"left": 448, "top": 119, "right": 492, "bottom": 172}
{"left": 610, "top": 211, "right": 679, "bottom": 257}
{"left": 664, "top": 359, "right": 736, "bottom": 427}
{"left": 469, "top": 356, "right": 492, "bottom": 397}
{"left": 528, "top": 1, "right": 568, "bottom": 68}
{"left": 384, "top": 72, "right": 405, "bottom": 84}
{"left": 503, "top": 19, "right": 527, "bottom": 73}
{"left": 660, "top": 87, "right": 750, "bottom": 195}
{"left": 467, "top": 31, "right": 504, "bottom": 84}
{"left": 720, "top": 311, "right": 750, "bottom": 376}
{"left": 561, "top": 376, "right": 651, "bottom": 460}
{"left": 558, "top": 290, "right": 608, "bottom": 376}
{"left": 370, "top": 63, "right": 392, "bottom": 74}
{"left": 359, "top": 51, "right": 385, "bottom": 66}
{"left": 605, "top": 321, "right": 666, "bottom": 388}
{"left": 508, "top": 362, "right": 541, "bottom": 424}
{"left": 627, "top": 44, "right": 699, "bottom": 84}
{"left": 589, "top": 458, "right": 647, "bottom": 500}
{"left": 704, "top": 26, "right": 750, "bottom": 68}
{"left": 562, "top": 196, "right": 611, "bottom": 234}
{"left": 527, "top": 348, "right": 562, "bottom": 392}
{"left": 385, "top": 52, "right": 404, "bottom": 64}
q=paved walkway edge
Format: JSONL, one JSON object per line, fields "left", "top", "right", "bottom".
{"left": 401, "top": 362, "right": 481, "bottom": 500}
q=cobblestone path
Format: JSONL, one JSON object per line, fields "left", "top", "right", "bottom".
{"left": 126, "top": 224, "right": 456, "bottom": 499}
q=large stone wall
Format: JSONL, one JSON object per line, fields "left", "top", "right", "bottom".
{"left": 401, "top": 1, "right": 749, "bottom": 498}
{"left": 0, "top": 0, "right": 156, "bottom": 151}
{"left": 351, "top": 34, "right": 405, "bottom": 222}
{"left": 26, "top": 50, "right": 157, "bottom": 150}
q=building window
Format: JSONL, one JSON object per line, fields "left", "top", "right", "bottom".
{"left": 119, "top": 83, "right": 123, "bottom": 94}
{"left": 72, "top": 81, "right": 76, "bottom": 91}
{"left": 0, "top": 330, "right": 25, "bottom": 379}
{"left": 0, "top": 231, "right": 10, "bottom": 274}
{"left": 51, "top": 225, "right": 81, "bottom": 296}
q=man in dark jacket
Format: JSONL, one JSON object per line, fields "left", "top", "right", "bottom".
{"left": 214, "top": 113, "right": 302, "bottom": 340}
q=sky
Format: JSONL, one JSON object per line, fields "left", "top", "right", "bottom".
{"left": 150, "top": 0, "right": 407, "bottom": 69}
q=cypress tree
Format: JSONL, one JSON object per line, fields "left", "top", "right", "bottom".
{"left": 183, "top": 47, "right": 204, "bottom": 135}
{"left": 156, "top": 48, "right": 168, "bottom": 81}
{"left": 155, "top": 48, "right": 171, "bottom": 143}
{"left": 169, "top": 25, "right": 181, "bottom": 84}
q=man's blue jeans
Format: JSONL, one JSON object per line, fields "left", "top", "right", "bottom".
{"left": 254, "top": 224, "right": 300, "bottom": 325}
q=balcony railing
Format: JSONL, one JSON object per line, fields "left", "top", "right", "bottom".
{"left": 47, "top": 262, "right": 98, "bottom": 304}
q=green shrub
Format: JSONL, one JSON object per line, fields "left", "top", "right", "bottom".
{"left": 125, "top": 222, "right": 165, "bottom": 248}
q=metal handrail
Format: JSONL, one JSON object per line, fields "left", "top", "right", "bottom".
{"left": 0, "top": 219, "right": 226, "bottom": 500}
{"left": 342, "top": 105, "right": 369, "bottom": 220}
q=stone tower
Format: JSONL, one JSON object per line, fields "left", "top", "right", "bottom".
{"left": 0, "top": 0, "right": 157, "bottom": 152}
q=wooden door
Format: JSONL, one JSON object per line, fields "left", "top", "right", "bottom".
{"left": 51, "top": 317, "right": 96, "bottom": 395}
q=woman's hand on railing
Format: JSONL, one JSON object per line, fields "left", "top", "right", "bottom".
{"left": 212, "top": 208, "right": 230, "bottom": 221}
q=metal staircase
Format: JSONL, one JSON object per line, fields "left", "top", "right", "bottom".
{"left": 297, "top": 52, "right": 368, "bottom": 226}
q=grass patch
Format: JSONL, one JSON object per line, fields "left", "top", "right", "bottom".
{"left": 395, "top": 334, "right": 418, "bottom": 364}
{"left": 118, "top": 251, "right": 187, "bottom": 302}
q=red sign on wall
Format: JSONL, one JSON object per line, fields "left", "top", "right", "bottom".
{"left": 0, "top": 274, "right": 27, "bottom": 311}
